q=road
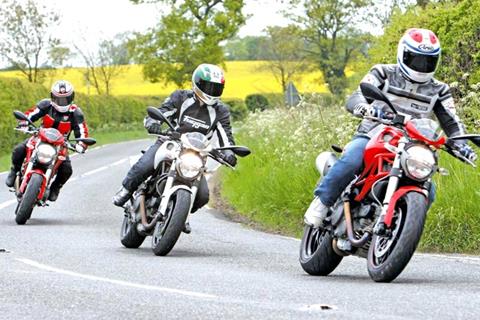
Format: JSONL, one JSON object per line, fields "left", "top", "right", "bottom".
{"left": 0, "top": 140, "right": 479, "bottom": 319}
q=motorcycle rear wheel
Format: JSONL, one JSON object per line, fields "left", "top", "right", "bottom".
{"left": 367, "top": 192, "right": 427, "bottom": 282}
{"left": 151, "top": 189, "right": 191, "bottom": 256}
{"left": 299, "top": 225, "right": 343, "bottom": 276}
{"left": 15, "top": 173, "right": 43, "bottom": 225}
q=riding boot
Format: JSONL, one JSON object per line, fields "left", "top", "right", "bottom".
{"left": 48, "top": 183, "right": 63, "bottom": 202}
{"left": 5, "top": 167, "right": 17, "bottom": 188}
{"left": 113, "top": 187, "right": 133, "bottom": 207}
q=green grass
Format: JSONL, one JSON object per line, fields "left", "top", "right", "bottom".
{"left": 0, "top": 128, "right": 146, "bottom": 172}
{"left": 220, "top": 103, "right": 480, "bottom": 254}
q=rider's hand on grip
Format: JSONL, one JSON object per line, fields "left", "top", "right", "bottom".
{"left": 459, "top": 144, "right": 477, "bottom": 162}
{"left": 75, "top": 143, "right": 86, "bottom": 154}
{"left": 147, "top": 122, "right": 162, "bottom": 135}
{"left": 222, "top": 150, "right": 237, "bottom": 167}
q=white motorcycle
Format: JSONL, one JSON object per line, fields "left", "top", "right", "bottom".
{"left": 120, "top": 107, "right": 251, "bottom": 256}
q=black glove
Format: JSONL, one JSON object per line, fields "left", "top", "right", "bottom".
{"left": 146, "top": 122, "right": 162, "bottom": 135}
{"left": 222, "top": 149, "right": 237, "bottom": 167}
{"left": 459, "top": 144, "right": 477, "bottom": 162}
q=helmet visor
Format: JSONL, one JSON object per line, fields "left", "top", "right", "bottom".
{"left": 52, "top": 95, "right": 73, "bottom": 107}
{"left": 197, "top": 79, "right": 224, "bottom": 97}
{"left": 403, "top": 51, "right": 439, "bottom": 73}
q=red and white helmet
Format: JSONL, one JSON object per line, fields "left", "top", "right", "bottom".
{"left": 51, "top": 80, "right": 74, "bottom": 113}
{"left": 397, "top": 28, "right": 441, "bottom": 83}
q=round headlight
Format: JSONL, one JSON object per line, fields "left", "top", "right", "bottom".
{"left": 177, "top": 151, "right": 203, "bottom": 179}
{"left": 37, "top": 143, "right": 57, "bottom": 164}
{"left": 401, "top": 145, "right": 436, "bottom": 181}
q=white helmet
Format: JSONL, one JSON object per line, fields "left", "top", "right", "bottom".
{"left": 397, "top": 28, "right": 441, "bottom": 83}
{"left": 51, "top": 80, "right": 74, "bottom": 113}
{"left": 192, "top": 64, "right": 225, "bottom": 106}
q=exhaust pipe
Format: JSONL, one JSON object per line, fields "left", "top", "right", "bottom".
{"left": 344, "top": 201, "right": 371, "bottom": 247}
{"left": 137, "top": 194, "right": 160, "bottom": 233}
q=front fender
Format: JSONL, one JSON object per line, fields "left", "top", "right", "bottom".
{"left": 384, "top": 186, "right": 427, "bottom": 227}
{"left": 159, "top": 185, "right": 192, "bottom": 215}
{"left": 20, "top": 169, "right": 47, "bottom": 199}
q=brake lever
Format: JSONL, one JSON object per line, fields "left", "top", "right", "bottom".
{"left": 444, "top": 146, "right": 477, "bottom": 167}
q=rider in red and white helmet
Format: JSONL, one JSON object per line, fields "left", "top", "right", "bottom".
{"left": 397, "top": 28, "right": 441, "bottom": 83}
{"left": 304, "top": 28, "right": 477, "bottom": 228}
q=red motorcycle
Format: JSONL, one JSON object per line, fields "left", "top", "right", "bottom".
{"left": 11, "top": 111, "right": 96, "bottom": 225}
{"left": 300, "top": 83, "right": 480, "bottom": 282}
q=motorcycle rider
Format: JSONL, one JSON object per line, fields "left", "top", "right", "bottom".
{"left": 112, "top": 64, "right": 237, "bottom": 222}
{"left": 4, "top": 80, "right": 90, "bottom": 202}
{"left": 304, "top": 28, "right": 477, "bottom": 227}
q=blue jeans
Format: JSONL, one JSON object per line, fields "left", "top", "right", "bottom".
{"left": 314, "top": 136, "right": 436, "bottom": 206}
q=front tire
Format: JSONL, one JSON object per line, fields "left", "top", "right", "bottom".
{"left": 120, "top": 214, "right": 146, "bottom": 249}
{"left": 151, "top": 189, "right": 191, "bottom": 256}
{"left": 367, "top": 192, "right": 428, "bottom": 282}
{"left": 299, "top": 225, "right": 343, "bottom": 276}
{"left": 15, "top": 173, "right": 43, "bottom": 225}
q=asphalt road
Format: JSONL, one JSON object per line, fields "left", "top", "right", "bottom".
{"left": 0, "top": 140, "right": 479, "bottom": 320}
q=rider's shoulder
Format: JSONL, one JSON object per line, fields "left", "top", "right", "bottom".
{"left": 430, "top": 78, "right": 451, "bottom": 96}
{"left": 169, "top": 89, "right": 193, "bottom": 103}
{"left": 37, "top": 99, "right": 52, "bottom": 110}
{"left": 214, "top": 100, "right": 230, "bottom": 114}
{"left": 369, "top": 64, "right": 393, "bottom": 80}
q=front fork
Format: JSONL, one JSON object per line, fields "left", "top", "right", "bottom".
{"left": 373, "top": 140, "right": 406, "bottom": 235}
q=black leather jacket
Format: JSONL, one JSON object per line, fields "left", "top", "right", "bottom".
{"left": 144, "top": 90, "right": 235, "bottom": 147}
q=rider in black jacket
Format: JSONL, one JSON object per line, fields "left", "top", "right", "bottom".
{"left": 113, "top": 64, "right": 237, "bottom": 215}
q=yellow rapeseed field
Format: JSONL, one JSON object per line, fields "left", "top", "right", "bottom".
{"left": 0, "top": 61, "right": 335, "bottom": 99}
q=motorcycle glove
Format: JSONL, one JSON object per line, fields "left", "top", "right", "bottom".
{"left": 222, "top": 149, "right": 237, "bottom": 167}
{"left": 146, "top": 122, "right": 162, "bottom": 135}
{"left": 459, "top": 144, "right": 477, "bottom": 162}
{"left": 75, "top": 143, "right": 86, "bottom": 154}
{"left": 353, "top": 103, "right": 391, "bottom": 120}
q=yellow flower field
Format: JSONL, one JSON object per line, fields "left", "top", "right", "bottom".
{"left": 0, "top": 61, "right": 331, "bottom": 100}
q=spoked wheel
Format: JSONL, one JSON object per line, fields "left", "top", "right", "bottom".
{"left": 151, "top": 189, "right": 191, "bottom": 256}
{"left": 299, "top": 225, "right": 343, "bottom": 276}
{"left": 367, "top": 192, "right": 427, "bottom": 282}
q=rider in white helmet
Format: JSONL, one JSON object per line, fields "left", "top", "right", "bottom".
{"left": 304, "top": 28, "right": 477, "bottom": 228}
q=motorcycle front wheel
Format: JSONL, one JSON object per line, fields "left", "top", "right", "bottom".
{"left": 367, "top": 192, "right": 427, "bottom": 282}
{"left": 151, "top": 189, "right": 191, "bottom": 256}
{"left": 120, "top": 213, "right": 146, "bottom": 249}
{"left": 15, "top": 173, "right": 43, "bottom": 225}
{"left": 299, "top": 225, "right": 343, "bottom": 276}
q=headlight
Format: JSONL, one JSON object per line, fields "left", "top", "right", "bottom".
{"left": 401, "top": 144, "right": 436, "bottom": 181}
{"left": 177, "top": 151, "right": 203, "bottom": 179}
{"left": 36, "top": 143, "right": 57, "bottom": 164}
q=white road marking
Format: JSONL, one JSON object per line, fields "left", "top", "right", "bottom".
{"left": 82, "top": 166, "right": 109, "bottom": 177}
{"left": 111, "top": 158, "right": 128, "bottom": 166}
{"left": 0, "top": 171, "right": 7, "bottom": 176}
{"left": 0, "top": 199, "right": 17, "bottom": 210}
{"left": 16, "top": 258, "right": 217, "bottom": 299}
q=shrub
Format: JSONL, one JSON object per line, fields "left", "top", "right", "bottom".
{"left": 245, "top": 94, "right": 270, "bottom": 112}
{"left": 224, "top": 99, "right": 248, "bottom": 122}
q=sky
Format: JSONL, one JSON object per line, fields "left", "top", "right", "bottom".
{"left": 46, "top": 0, "right": 290, "bottom": 48}
{"left": 1, "top": 0, "right": 290, "bottom": 67}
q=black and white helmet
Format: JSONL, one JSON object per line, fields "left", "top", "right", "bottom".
{"left": 51, "top": 80, "right": 74, "bottom": 113}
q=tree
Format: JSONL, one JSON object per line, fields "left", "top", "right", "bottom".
{"left": 224, "top": 36, "right": 269, "bottom": 60}
{"left": 75, "top": 34, "right": 130, "bottom": 95}
{"left": 129, "top": 0, "right": 246, "bottom": 87}
{"left": 0, "top": 0, "right": 61, "bottom": 83}
{"left": 262, "top": 25, "right": 310, "bottom": 93}
{"left": 288, "top": 0, "right": 372, "bottom": 96}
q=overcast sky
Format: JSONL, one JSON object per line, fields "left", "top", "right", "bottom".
{"left": 47, "top": 0, "right": 290, "bottom": 47}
